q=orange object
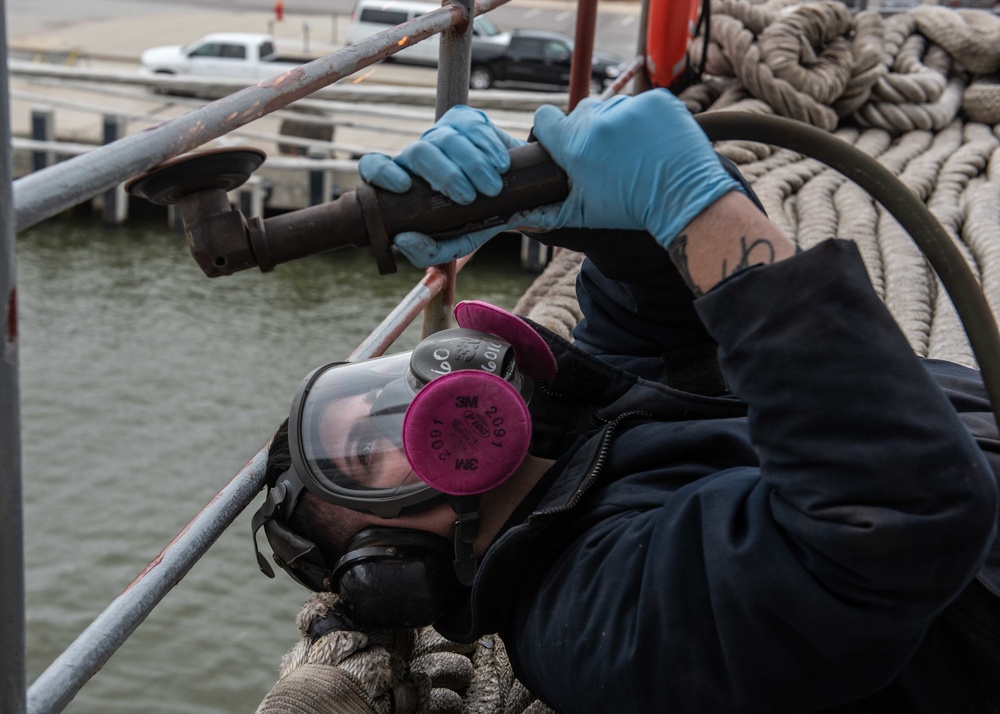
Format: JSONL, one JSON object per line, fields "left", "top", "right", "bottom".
{"left": 646, "top": 0, "right": 703, "bottom": 89}
{"left": 275, "top": 1, "right": 285, "bottom": 21}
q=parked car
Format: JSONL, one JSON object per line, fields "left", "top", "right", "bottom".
{"left": 345, "top": 0, "right": 508, "bottom": 66}
{"left": 469, "top": 30, "right": 626, "bottom": 94}
{"left": 139, "top": 32, "right": 311, "bottom": 80}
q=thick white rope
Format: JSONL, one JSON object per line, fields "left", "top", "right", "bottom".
{"left": 690, "top": 0, "right": 1000, "bottom": 131}
{"left": 674, "top": 0, "right": 1000, "bottom": 367}
{"left": 258, "top": 593, "right": 555, "bottom": 714}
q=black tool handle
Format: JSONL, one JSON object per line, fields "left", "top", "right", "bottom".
{"left": 178, "top": 143, "right": 570, "bottom": 277}
{"left": 373, "top": 142, "right": 569, "bottom": 242}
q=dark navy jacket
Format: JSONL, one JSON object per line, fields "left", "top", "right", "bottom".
{"left": 436, "top": 237, "right": 1000, "bottom": 713}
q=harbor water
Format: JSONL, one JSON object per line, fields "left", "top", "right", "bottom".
{"left": 17, "top": 213, "right": 537, "bottom": 713}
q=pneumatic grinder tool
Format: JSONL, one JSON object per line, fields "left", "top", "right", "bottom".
{"left": 125, "top": 144, "right": 569, "bottom": 276}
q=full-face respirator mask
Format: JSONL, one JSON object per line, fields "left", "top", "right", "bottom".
{"left": 251, "top": 301, "right": 557, "bottom": 628}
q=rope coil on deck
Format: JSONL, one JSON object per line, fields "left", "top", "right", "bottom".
{"left": 525, "top": 0, "right": 1000, "bottom": 369}
{"left": 257, "top": 593, "right": 554, "bottom": 714}
{"left": 687, "top": 0, "right": 1000, "bottom": 131}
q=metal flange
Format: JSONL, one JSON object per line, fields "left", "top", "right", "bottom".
{"left": 125, "top": 147, "right": 266, "bottom": 205}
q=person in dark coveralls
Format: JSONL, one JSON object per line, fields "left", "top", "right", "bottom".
{"left": 252, "top": 89, "right": 1000, "bottom": 713}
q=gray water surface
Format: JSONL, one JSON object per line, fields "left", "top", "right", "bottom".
{"left": 18, "top": 215, "right": 537, "bottom": 712}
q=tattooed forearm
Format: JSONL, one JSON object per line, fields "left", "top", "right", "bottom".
{"left": 668, "top": 234, "right": 702, "bottom": 296}
{"left": 669, "top": 234, "right": 781, "bottom": 296}
{"left": 721, "top": 236, "right": 777, "bottom": 282}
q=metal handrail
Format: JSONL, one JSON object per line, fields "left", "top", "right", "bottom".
{"left": 1, "top": 0, "right": 534, "bottom": 710}
{"left": 11, "top": 0, "right": 511, "bottom": 233}
{"left": 0, "top": 2, "right": 26, "bottom": 714}
{"left": 25, "top": 450, "right": 270, "bottom": 714}
{"left": 22, "top": 260, "right": 478, "bottom": 714}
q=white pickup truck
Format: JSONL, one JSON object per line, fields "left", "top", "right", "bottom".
{"left": 140, "top": 33, "right": 313, "bottom": 80}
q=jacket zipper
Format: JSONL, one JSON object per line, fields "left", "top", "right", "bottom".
{"left": 535, "top": 409, "right": 654, "bottom": 516}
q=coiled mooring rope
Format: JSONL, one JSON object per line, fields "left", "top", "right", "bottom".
{"left": 257, "top": 593, "right": 554, "bottom": 714}
{"left": 688, "top": 0, "right": 1000, "bottom": 131}
{"left": 523, "top": 1, "right": 1000, "bottom": 369}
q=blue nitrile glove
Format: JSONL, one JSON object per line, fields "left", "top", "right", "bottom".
{"left": 361, "top": 92, "right": 742, "bottom": 267}
{"left": 359, "top": 105, "right": 526, "bottom": 202}
{"left": 358, "top": 105, "right": 528, "bottom": 267}
{"left": 523, "top": 90, "right": 744, "bottom": 247}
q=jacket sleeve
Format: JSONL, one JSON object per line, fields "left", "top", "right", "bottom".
{"left": 691, "top": 239, "right": 998, "bottom": 706}
{"left": 695, "top": 239, "right": 997, "bottom": 609}
{"left": 508, "top": 239, "right": 999, "bottom": 713}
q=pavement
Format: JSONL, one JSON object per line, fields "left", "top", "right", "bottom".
{"left": 6, "top": 0, "right": 641, "bottom": 62}
{"left": 9, "top": 7, "right": 356, "bottom": 64}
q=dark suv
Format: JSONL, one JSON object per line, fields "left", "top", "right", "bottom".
{"left": 469, "top": 29, "right": 626, "bottom": 94}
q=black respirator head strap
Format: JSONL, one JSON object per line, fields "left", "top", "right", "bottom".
{"left": 251, "top": 468, "right": 335, "bottom": 591}
{"left": 251, "top": 474, "right": 482, "bottom": 627}
{"left": 449, "top": 494, "right": 480, "bottom": 587}
{"left": 262, "top": 518, "right": 333, "bottom": 592}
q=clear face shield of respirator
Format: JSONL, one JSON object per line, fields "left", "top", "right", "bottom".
{"left": 288, "top": 328, "right": 535, "bottom": 518}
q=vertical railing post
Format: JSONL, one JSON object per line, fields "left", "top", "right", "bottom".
{"left": 0, "top": 0, "right": 27, "bottom": 711}
{"left": 568, "top": 0, "right": 599, "bottom": 109}
{"left": 102, "top": 115, "right": 129, "bottom": 226}
{"left": 308, "top": 148, "right": 328, "bottom": 205}
{"left": 634, "top": 0, "right": 653, "bottom": 94}
{"left": 31, "top": 108, "right": 54, "bottom": 172}
{"left": 435, "top": 0, "right": 472, "bottom": 118}
{"left": 239, "top": 176, "right": 265, "bottom": 219}
{"left": 422, "top": 0, "right": 474, "bottom": 337}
